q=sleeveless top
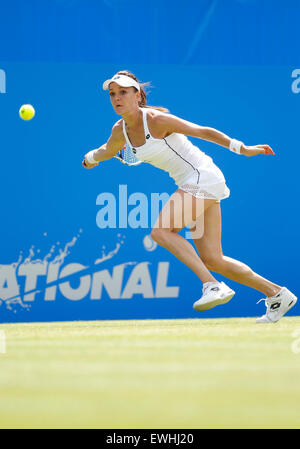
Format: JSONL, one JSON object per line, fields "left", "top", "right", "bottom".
{"left": 122, "top": 108, "right": 209, "bottom": 186}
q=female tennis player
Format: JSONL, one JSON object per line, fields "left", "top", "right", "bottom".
{"left": 83, "top": 70, "right": 297, "bottom": 323}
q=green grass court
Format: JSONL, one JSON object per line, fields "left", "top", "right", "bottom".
{"left": 0, "top": 317, "right": 300, "bottom": 429}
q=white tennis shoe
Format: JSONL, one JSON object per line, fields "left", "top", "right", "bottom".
{"left": 256, "top": 287, "right": 297, "bottom": 323}
{"left": 193, "top": 281, "right": 235, "bottom": 311}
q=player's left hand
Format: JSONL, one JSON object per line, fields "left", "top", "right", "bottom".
{"left": 241, "top": 144, "right": 275, "bottom": 157}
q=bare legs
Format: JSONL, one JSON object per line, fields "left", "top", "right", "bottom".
{"left": 151, "top": 190, "right": 281, "bottom": 298}
{"left": 151, "top": 191, "right": 217, "bottom": 283}
{"left": 191, "top": 201, "right": 281, "bottom": 297}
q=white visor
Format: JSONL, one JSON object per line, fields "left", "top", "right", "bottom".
{"left": 102, "top": 74, "right": 140, "bottom": 92}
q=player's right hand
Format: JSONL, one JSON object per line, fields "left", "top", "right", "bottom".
{"left": 82, "top": 159, "right": 99, "bottom": 169}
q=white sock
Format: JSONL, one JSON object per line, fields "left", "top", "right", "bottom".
{"left": 268, "top": 287, "right": 284, "bottom": 299}
{"left": 203, "top": 281, "right": 220, "bottom": 290}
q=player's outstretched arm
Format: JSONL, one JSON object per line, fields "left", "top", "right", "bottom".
{"left": 156, "top": 113, "right": 275, "bottom": 157}
{"left": 82, "top": 121, "right": 125, "bottom": 169}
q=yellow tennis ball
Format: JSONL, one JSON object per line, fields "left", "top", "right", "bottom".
{"left": 19, "top": 104, "right": 35, "bottom": 121}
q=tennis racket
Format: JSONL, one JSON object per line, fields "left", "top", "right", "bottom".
{"left": 83, "top": 144, "right": 142, "bottom": 167}
{"left": 114, "top": 144, "right": 142, "bottom": 166}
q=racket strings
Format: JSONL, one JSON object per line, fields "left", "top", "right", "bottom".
{"left": 118, "top": 145, "right": 141, "bottom": 165}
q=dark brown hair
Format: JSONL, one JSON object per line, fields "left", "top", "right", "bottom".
{"left": 116, "top": 70, "right": 169, "bottom": 113}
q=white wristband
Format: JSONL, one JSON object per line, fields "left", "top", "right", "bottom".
{"left": 85, "top": 150, "right": 98, "bottom": 164}
{"left": 229, "top": 139, "right": 243, "bottom": 154}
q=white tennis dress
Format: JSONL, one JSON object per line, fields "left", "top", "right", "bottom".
{"left": 122, "top": 108, "right": 230, "bottom": 201}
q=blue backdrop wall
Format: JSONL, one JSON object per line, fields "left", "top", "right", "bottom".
{"left": 0, "top": 0, "right": 299, "bottom": 322}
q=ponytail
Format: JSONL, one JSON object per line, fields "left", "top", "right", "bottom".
{"left": 116, "top": 70, "right": 169, "bottom": 113}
